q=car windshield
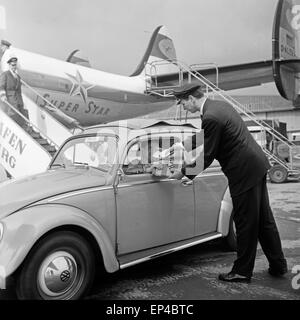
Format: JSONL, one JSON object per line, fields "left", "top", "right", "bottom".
{"left": 50, "top": 134, "right": 118, "bottom": 174}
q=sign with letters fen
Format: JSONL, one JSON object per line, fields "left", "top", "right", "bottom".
{"left": 0, "top": 109, "right": 52, "bottom": 179}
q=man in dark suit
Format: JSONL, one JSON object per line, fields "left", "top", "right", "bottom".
{"left": 170, "top": 83, "right": 287, "bottom": 283}
{"left": 0, "top": 56, "right": 29, "bottom": 127}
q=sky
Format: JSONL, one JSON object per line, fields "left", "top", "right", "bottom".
{"left": 0, "top": 0, "right": 279, "bottom": 95}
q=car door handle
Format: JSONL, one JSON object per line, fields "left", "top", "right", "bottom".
{"left": 181, "top": 180, "right": 193, "bottom": 187}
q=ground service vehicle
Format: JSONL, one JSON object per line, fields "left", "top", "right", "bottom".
{"left": 246, "top": 120, "right": 300, "bottom": 183}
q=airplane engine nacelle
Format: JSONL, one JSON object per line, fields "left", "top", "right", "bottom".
{"left": 273, "top": 0, "right": 300, "bottom": 107}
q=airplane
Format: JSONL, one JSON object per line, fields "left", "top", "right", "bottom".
{"left": 0, "top": 0, "right": 299, "bottom": 128}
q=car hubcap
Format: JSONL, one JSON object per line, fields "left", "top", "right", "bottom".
{"left": 274, "top": 170, "right": 283, "bottom": 181}
{"left": 38, "top": 251, "right": 79, "bottom": 298}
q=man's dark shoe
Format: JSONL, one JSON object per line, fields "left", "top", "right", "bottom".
{"left": 218, "top": 272, "right": 251, "bottom": 283}
{"left": 268, "top": 267, "right": 287, "bottom": 277}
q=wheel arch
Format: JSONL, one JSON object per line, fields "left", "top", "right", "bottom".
{"left": 0, "top": 204, "right": 119, "bottom": 279}
{"left": 14, "top": 225, "right": 105, "bottom": 276}
{"left": 217, "top": 187, "right": 233, "bottom": 236}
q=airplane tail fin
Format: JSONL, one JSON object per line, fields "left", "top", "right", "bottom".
{"left": 66, "top": 49, "right": 92, "bottom": 68}
{"left": 130, "top": 25, "right": 177, "bottom": 77}
{"left": 273, "top": 0, "right": 300, "bottom": 106}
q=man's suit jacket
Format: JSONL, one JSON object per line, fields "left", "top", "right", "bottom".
{"left": 183, "top": 99, "right": 270, "bottom": 197}
{"left": 0, "top": 70, "right": 24, "bottom": 107}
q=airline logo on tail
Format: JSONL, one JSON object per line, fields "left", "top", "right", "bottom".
{"left": 147, "top": 26, "right": 177, "bottom": 69}
{"left": 131, "top": 26, "right": 177, "bottom": 77}
{"left": 150, "top": 31, "right": 176, "bottom": 61}
{"left": 158, "top": 39, "right": 176, "bottom": 60}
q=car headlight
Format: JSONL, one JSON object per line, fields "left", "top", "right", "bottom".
{"left": 0, "top": 223, "right": 3, "bottom": 241}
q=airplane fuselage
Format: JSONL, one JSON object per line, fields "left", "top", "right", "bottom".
{"left": 5, "top": 48, "right": 175, "bottom": 126}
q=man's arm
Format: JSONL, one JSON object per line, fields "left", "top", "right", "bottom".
{"left": 180, "top": 116, "right": 222, "bottom": 179}
{"left": 202, "top": 115, "right": 222, "bottom": 169}
{"left": 164, "top": 117, "right": 223, "bottom": 180}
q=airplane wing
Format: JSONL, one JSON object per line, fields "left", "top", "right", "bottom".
{"left": 152, "top": 60, "right": 273, "bottom": 91}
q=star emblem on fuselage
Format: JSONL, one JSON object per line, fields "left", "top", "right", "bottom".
{"left": 65, "top": 70, "right": 95, "bottom": 104}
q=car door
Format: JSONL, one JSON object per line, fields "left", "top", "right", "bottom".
{"left": 116, "top": 132, "right": 195, "bottom": 255}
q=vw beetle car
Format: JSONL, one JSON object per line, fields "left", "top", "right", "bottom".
{"left": 0, "top": 119, "right": 236, "bottom": 300}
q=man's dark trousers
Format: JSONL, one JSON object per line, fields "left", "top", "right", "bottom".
{"left": 231, "top": 174, "right": 286, "bottom": 278}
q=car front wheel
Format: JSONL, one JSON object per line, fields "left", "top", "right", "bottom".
{"left": 16, "top": 231, "right": 95, "bottom": 300}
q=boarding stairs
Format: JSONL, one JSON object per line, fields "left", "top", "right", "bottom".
{"left": 25, "top": 126, "right": 57, "bottom": 156}
{"left": 0, "top": 85, "right": 77, "bottom": 181}
{"left": 145, "top": 60, "right": 300, "bottom": 182}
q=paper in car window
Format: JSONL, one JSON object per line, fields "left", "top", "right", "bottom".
{"left": 159, "top": 149, "right": 171, "bottom": 159}
{"left": 85, "top": 137, "right": 102, "bottom": 143}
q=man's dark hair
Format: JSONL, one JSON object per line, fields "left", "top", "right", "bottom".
{"left": 190, "top": 88, "right": 204, "bottom": 99}
{"left": 174, "top": 84, "right": 204, "bottom": 102}
{"left": 177, "top": 87, "right": 204, "bottom": 102}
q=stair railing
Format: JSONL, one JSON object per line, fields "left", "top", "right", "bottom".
{"left": 178, "top": 60, "right": 295, "bottom": 171}
{"left": 0, "top": 99, "right": 59, "bottom": 150}
{"left": 21, "top": 79, "right": 84, "bottom": 133}
{"left": 145, "top": 59, "right": 298, "bottom": 172}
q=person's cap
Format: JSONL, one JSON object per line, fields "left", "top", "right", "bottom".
{"left": 1, "top": 40, "right": 11, "bottom": 47}
{"left": 173, "top": 83, "right": 201, "bottom": 99}
{"left": 7, "top": 56, "right": 18, "bottom": 64}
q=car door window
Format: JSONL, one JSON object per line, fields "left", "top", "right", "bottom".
{"left": 123, "top": 142, "right": 144, "bottom": 175}
{"left": 123, "top": 135, "right": 179, "bottom": 176}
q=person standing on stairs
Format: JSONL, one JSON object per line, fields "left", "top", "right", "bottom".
{"left": 0, "top": 56, "right": 30, "bottom": 129}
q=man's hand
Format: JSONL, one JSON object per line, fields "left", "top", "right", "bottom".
{"left": 144, "top": 164, "right": 157, "bottom": 174}
{"left": 145, "top": 162, "right": 170, "bottom": 177}
{"left": 165, "top": 142, "right": 200, "bottom": 166}
{"left": 162, "top": 142, "right": 185, "bottom": 159}
{"left": 0, "top": 91, "right": 7, "bottom": 104}
{"left": 168, "top": 169, "right": 184, "bottom": 180}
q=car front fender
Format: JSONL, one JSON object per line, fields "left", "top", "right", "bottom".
{"left": 217, "top": 187, "right": 233, "bottom": 236}
{"left": 0, "top": 204, "right": 119, "bottom": 278}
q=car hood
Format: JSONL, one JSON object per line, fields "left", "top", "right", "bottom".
{"left": 0, "top": 168, "right": 107, "bottom": 219}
